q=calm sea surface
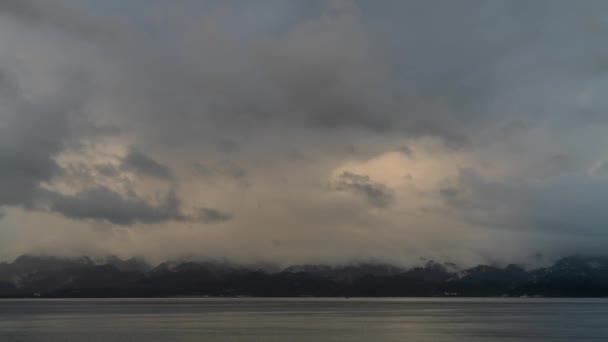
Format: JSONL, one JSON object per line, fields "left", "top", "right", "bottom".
{"left": 1, "top": 298, "right": 607, "bottom": 341}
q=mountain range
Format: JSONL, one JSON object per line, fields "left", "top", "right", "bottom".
{"left": 1, "top": 255, "right": 608, "bottom": 298}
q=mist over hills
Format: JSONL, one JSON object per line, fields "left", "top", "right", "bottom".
{"left": 1, "top": 255, "right": 607, "bottom": 298}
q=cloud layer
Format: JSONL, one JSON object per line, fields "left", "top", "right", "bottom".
{"left": 1, "top": 0, "right": 608, "bottom": 266}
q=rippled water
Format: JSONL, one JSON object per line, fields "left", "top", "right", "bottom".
{"left": 1, "top": 298, "right": 607, "bottom": 341}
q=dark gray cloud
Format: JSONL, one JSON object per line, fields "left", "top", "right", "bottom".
{"left": 198, "top": 208, "right": 233, "bottom": 224}
{"left": 0, "top": 66, "right": 85, "bottom": 210}
{"left": 87, "top": 0, "right": 608, "bottom": 153}
{"left": 215, "top": 139, "right": 240, "bottom": 154}
{"left": 94, "top": 164, "right": 121, "bottom": 178}
{"left": 0, "top": 0, "right": 115, "bottom": 39}
{"left": 442, "top": 168, "right": 608, "bottom": 236}
{"left": 333, "top": 171, "right": 394, "bottom": 208}
{"left": 121, "top": 149, "right": 174, "bottom": 181}
{"left": 49, "top": 187, "right": 184, "bottom": 225}
{"left": 395, "top": 145, "right": 412, "bottom": 157}
{"left": 5, "top": 0, "right": 608, "bottom": 146}
{"left": 47, "top": 186, "right": 232, "bottom": 226}
{"left": 193, "top": 160, "right": 248, "bottom": 183}
{"left": 0, "top": 144, "right": 59, "bottom": 208}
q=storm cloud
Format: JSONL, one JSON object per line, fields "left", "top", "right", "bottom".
{"left": 333, "top": 172, "right": 394, "bottom": 208}
{"left": 121, "top": 149, "right": 174, "bottom": 181}
{"left": 442, "top": 168, "right": 608, "bottom": 237}
{"left": 49, "top": 186, "right": 185, "bottom": 226}
{"left": 1, "top": 0, "right": 608, "bottom": 266}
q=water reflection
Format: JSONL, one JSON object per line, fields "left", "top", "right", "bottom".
{"left": 1, "top": 298, "right": 607, "bottom": 341}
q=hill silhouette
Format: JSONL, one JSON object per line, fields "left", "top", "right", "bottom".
{"left": 1, "top": 255, "right": 607, "bottom": 298}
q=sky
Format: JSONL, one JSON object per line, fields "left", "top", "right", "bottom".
{"left": 1, "top": 0, "right": 608, "bottom": 267}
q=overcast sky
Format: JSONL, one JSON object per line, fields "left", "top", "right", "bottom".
{"left": 1, "top": 0, "right": 608, "bottom": 266}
